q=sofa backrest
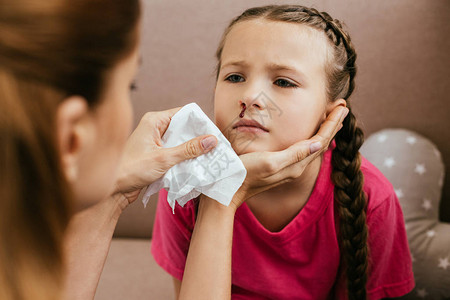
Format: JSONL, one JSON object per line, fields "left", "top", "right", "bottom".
{"left": 114, "top": 0, "right": 450, "bottom": 238}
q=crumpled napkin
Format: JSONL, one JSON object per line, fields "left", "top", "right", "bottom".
{"left": 142, "top": 102, "right": 247, "bottom": 212}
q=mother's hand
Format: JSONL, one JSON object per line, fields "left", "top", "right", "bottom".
{"left": 231, "top": 106, "right": 349, "bottom": 210}
{"left": 113, "top": 107, "right": 218, "bottom": 204}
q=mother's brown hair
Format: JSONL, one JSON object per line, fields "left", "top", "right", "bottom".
{"left": 215, "top": 5, "right": 369, "bottom": 299}
{"left": 0, "top": 0, "right": 140, "bottom": 299}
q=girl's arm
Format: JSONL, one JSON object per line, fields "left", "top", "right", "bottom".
{"left": 178, "top": 193, "right": 242, "bottom": 300}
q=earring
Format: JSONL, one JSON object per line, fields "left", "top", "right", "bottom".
{"left": 239, "top": 103, "right": 246, "bottom": 118}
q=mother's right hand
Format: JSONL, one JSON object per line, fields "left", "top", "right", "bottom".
{"left": 231, "top": 106, "right": 349, "bottom": 210}
{"left": 114, "top": 108, "right": 218, "bottom": 205}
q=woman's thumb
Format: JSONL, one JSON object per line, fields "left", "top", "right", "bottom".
{"left": 165, "top": 135, "right": 218, "bottom": 166}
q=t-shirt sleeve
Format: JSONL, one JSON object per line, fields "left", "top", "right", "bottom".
{"left": 151, "top": 189, "right": 196, "bottom": 281}
{"left": 365, "top": 191, "right": 415, "bottom": 299}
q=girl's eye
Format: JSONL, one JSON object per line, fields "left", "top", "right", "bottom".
{"left": 225, "top": 74, "right": 245, "bottom": 83}
{"left": 274, "top": 78, "right": 297, "bottom": 88}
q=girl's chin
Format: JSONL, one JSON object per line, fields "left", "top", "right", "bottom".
{"left": 231, "top": 142, "right": 272, "bottom": 155}
{"left": 223, "top": 132, "right": 282, "bottom": 154}
{"left": 231, "top": 139, "right": 296, "bottom": 155}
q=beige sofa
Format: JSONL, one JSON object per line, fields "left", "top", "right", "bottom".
{"left": 95, "top": 198, "right": 174, "bottom": 299}
{"left": 94, "top": 0, "right": 450, "bottom": 299}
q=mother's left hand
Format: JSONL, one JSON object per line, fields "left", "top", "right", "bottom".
{"left": 113, "top": 107, "right": 218, "bottom": 204}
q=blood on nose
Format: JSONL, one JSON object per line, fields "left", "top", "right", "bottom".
{"left": 239, "top": 103, "right": 246, "bottom": 118}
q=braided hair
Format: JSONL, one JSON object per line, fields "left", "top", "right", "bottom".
{"left": 215, "top": 5, "right": 369, "bottom": 299}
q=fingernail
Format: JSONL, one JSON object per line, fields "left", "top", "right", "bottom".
{"left": 309, "top": 141, "right": 322, "bottom": 154}
{"left": 342, "top": 108, "right": 349, "bottom": 119}
{"left": 201, "top": 136, "right": 217, "bottom": 151}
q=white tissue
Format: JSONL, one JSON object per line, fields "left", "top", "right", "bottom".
{"left": 142, "top": 102, "right": 247, "bottom": 212}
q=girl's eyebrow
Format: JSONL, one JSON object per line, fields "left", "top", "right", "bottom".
{"left": 267, "top": 63, "right": 296, "bottom": 72}
{"left": 221, "top": 60, "right": 249, "bottom": 69}
{"left": 267, "top": 63, "right": 307, "bottom": 80}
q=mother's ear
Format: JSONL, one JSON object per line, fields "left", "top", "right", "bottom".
{"left": 56, "top": 96, "right": 94, "bottom": 182}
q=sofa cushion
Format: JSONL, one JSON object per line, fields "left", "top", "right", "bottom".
{"left": 361, "top": 128, "right": 450, "bottom": 299}
{"left": 95, "top": 238, "right": 174, "bottom": 300}
{"left": 114, "top": 192, "right": 158, "bottom": 239}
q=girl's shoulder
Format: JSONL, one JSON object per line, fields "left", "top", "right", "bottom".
{"left": 359, "top": 154, "right": 397, "bottom": 212}
{"left": 325, "top": 145, "right": 396, "bottom": 213}
{"left": 156, "top": 188, "right": 198, "bottom": 230}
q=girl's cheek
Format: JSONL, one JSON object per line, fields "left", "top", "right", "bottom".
{"left": 215, "top": 114, "right": 228, "bottom": 133}
{"left": 214, "top": 94, "right": 230, "bottom": 127}
{"left": 281, "top": 108, "right": 320, "bottom": 141}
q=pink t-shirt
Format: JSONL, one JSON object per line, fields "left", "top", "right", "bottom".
{"left": 151, "top": 146, "right": 415, "bottom": 299}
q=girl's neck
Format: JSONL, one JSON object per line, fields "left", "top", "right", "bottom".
{"left": 245, "top": 154, "right": 323, "bottom": 232}
{"left": 256, "top": 153, "right": 322, "bottom": 199}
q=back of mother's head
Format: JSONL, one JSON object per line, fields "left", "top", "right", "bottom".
{"left": 0, "top": 0, "right": 140, "bottom": 299}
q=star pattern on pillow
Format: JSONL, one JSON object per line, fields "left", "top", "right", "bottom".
{"left": 395, "top": 188, "right": 404, "bottom": 199}
{"left": 377, "top": 134, "right": 388, "bottom": 143}
{"left": 407, "top": 136, "right": 417, "bottom": 145}
{"left": 422, "top": 199, "right": 432, "bottom": 211}
{"left": 438, "top": 257, "right": 450, "bottom": 270}
{"left": 426, "top": 229, "right": 436, "bottom": 238}
{"left": 384, "top": 157, "right": 396, "bottom": 168}
{"left": 415, "top": 164, "right": 426, "bottom": 175}
{"left": 361, "top": 129, "right": 449, "bottom": 299}
{"left": 417, "top": 288, "right": 428, "bottom": 298}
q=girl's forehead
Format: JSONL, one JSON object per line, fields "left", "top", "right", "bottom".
{"left": 221, "top": 19, "right": 330, "bottom": 69}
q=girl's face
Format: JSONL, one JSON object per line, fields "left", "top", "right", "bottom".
{"left": 214, "top": 19, "right": 343, "bottom": 154}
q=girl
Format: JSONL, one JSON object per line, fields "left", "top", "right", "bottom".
{"left": 151, "top": 5, "right": 415, "bottom": 300}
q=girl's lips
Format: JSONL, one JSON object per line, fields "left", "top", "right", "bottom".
{"left": 234, "top": 126, "right": 269, "bottom": 134}
{"left": 233, "top": 119, "right": 269, "bottom": 133}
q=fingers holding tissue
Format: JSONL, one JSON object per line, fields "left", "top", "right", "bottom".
{"left": 143, "top": 103, "right": 247, "bottom": 212}
{"left": 114, "top": 107, "right": 218, "bottom": 205}
{"left": 165, "top": 134, "right": 218, "bottom": 162}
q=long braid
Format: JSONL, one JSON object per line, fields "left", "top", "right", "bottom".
{"left": 300, "top": 8, "right": 370, "bottom": 299}
{"left": 301, "top": 9, "right": 370, "bottom": 299}
{"left": 318, "top": 13, "right": 370, "bottom": 300}
{"left": 332, "top": 109, "right": 368, "bottom": 300}
{"left": 215, "top": 5, "right": 369, "bottom": 299}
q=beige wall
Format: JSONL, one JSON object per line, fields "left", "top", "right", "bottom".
{"left": 115, "top": 0, "right": 450, "bottom": 237}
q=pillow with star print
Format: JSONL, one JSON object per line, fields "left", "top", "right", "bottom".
{"left": 361, "top": 128, "right": 449, "bottom": 299}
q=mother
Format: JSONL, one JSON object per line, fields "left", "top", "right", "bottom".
{"left": 0, "top": 1, "right": 347, "bottom": 299}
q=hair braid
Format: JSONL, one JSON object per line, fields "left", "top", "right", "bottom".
{"left": 332, "top": 110, "right": 369, "bottom": 300}
{"left": 214, "top": 5, "right": 369, "bottom": 299}
{"left": 318, "top": 11, "right": 370, "bottom": 300}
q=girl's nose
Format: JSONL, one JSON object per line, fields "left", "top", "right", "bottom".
{"left": 238, "top": 94, "right": 265, "bottom": 117}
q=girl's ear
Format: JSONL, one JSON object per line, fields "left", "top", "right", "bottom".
{"left": 326, "top": 98, "right": 347, "bottom": 116}
{"left": 56, "top": 96, "right": 95, "bottom": 182}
